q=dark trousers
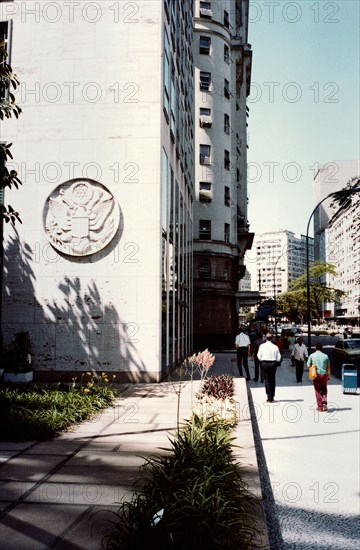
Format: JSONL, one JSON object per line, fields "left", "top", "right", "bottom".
{"left": 261, "top": 361, "right": 277, "bottom": 401}
{"left": 254, "top": 356, "right": 263, "bottom": 382}
{"left": 313, "top": 374, "right": 328, "bottom": 410}
{"left": 237, "top": 347, "right": 250, "bottom": 378}
{"left": 295, "top": 359, "right": 304, "bottom": 382}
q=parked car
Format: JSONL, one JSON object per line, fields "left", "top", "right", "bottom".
{"left": 333, "top": 339, "right": 360, "bottom": 368}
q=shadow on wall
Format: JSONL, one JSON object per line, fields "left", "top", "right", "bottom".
{"left": 1, "top": 229, "right": 149, "bottom": 382}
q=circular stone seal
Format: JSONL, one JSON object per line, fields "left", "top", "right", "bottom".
{"left": 44, "top": 179, "right": 120, "bottom": 257}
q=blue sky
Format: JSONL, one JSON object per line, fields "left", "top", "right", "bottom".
{"left": 247, "top": 0, "right": 360, "bottom": 237}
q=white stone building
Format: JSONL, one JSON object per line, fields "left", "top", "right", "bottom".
{"left": 325, "top": 186, "right": 360, "bottom": 324}
{"left": 313, "top": 159, "right": 360, "bottom": 261}
{"left": 253, "top": 230, "right": 314, "bottom": 299}
{"left": 312, "top": 159, "right": 360, "bottom": 324}
{"left": 0, "top": 0, "right": 194, "bottom": 381}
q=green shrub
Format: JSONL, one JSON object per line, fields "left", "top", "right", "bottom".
{"left": 102, "top": 416, "right": 258, "bottom": 550}
{"left": 0, "top": 376, "right": 118, "bottom": 440}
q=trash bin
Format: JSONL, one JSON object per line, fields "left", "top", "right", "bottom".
{"left": 341, "top": 364, "right": 359, "bottom": 394}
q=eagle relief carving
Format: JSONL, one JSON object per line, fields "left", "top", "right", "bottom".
{"left": 44, "top": 179, "right": 120, "bottom": 256}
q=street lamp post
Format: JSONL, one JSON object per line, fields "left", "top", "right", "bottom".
{"left": 306, "top": 186, "right": 360, "bottom": 352}
{"left": 273, "top": 255, "right": 286, "bottom": 337}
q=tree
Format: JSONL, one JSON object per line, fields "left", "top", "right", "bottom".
{"left": 0, "top": 37, "right": 22, "bottom": 224}
{"left": 277, "top": 261, "right": 345, "bottom": 324}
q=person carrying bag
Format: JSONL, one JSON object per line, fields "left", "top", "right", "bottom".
{"left": 307, "top": 343, "right": 331, "bottom": 412}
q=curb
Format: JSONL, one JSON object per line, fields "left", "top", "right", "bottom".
{"left": 233, "top": 378, "right": 270, "bottom": 549}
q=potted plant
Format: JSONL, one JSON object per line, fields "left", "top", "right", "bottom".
{"left": 3, "top": 331, "right": 34, "bottom": 383}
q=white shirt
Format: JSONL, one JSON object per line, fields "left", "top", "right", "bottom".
{"left": 292, "top": 343, "right": 308, "bottom": 361}
{"left": 257, "top": 340, "right": 281, "bottom": 362}
{"left": 235, "top": 332, "right": 250, "bottom": 347}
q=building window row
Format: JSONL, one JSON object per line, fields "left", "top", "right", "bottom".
{"left": 199, "top": 1, "right": 233, "bottom": 29}
{"left": 199, "top": 71, "right": 232, "bottom": 99}
{"left": 198, "top": 36, "right": 231, "bottom": 65}
{"left": 199, "top": 182, "right": 231, "bottom": 207}
{"left": 199, "top": 220, "right": 231, "bottom": 243}
{"left": 199, "top": 259, "right": 230, "bottom": 280}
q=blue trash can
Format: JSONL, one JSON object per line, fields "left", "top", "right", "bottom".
{"left": 341, "top": 364, "right": 359, "bottom": 394}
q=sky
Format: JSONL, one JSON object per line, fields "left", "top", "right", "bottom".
{"left": 246, "top": 0, "right": 360, "bottom": 239}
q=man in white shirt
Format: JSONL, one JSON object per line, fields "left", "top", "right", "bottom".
{"left": 235, "top": 326, "right": 251, "bottom": 380}
{"left": 291, "top": 336, "right": 308, "bottom": 383}
{"left": 258, "top": 332, "right": 281, "bottom": 402}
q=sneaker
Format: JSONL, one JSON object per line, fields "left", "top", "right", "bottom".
{"left": 322, "top": 403, "right": 328, "bottom": 412}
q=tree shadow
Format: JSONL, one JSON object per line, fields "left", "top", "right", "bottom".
{"left": 1, "top": 229, "right": 148, "bottom": 382}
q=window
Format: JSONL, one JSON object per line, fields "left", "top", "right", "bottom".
{"left": 200, "top": 1, "right": 212, "bottom": 18}
{"left": 200, "top": 144, "right": 211, "bottom": 165}
{"left": 224, "top": 150, "right": 230, "bottom": 170}
{"left": 163, "top": 29, "right": 170, "bottom": 119}
{"left": 224, "top": 10, "right": 230, "bottom": 28}
{"left": 224, "top": 79, "right": 231, "bottom": 99}
{"left": 200, "top": 71, "right": 211, "bottom": 91}
{"left": 199, "top": 181, "right": 212, "bottom": 202}
{"left": 199, "top": 36, "right": 211, "bottom": 55}
{"left": 224, "top": 45, "right": 230, "bottom": 64}
{"left": 199, "top": 260, "right": 211, "bottom": 278}
{"left": 199, "top": 220, "right": 211, "bottom": 240}
{"left": 224, "top": 186, "right": 230, "bottom": 206}
{"left": 224, "top": 114, "right": 230, "bottom": 134}
{"left": 170, "top": 76, "right": 176, "bottom": 140}
{"left": 0, "top": 21, "right": 9, "bottom": 102}
{"left": 224, "top": 223, "right": 230, "bottom": 243}
{"left": 200, "top": 107, "right": 212, "bottom": 127}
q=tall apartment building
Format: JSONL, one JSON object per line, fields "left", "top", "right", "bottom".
{"left": 0, "top": 0, "right": 194, "bottom": 381}
{"left": 313, "top": 159, "right": 360, "bottom": 261}
{"left": 325, "top": 183, "right": 360, "bottom": 324}
{"left": 253, "top": 230, "right": 314, "bottom": 299}
{"left": 312, "top": 160, "right": 359, "bottom": 324}
{"left": 193, "top": 0, "right": 253, "bottom": 349}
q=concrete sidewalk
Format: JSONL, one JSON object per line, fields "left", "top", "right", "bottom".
{"left": 1, "top": 352, "right": 358, "bottom": 549}
{"left": 0, "top": 355, "right": 269, "bottom": 549}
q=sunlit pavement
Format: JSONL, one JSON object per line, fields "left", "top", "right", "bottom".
{"left": 218, "top": 352, "right": 360, "bottom": 550}
{"left": 0, "top": 354, "right": 358, "bottom": 549}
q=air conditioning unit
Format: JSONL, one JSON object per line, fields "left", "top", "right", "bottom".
{"left": 200, "top": 115, "right": 212, "bottom": 127}
{"left": 199, "top": 189, "right": 212, "bottom": 201}
{"left": 200, "top": 155, "right": 211, "bottom": 165}
{"left": 200, "top": 8, "right": 213, "bottom": 18}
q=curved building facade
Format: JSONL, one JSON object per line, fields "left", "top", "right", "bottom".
{"left": 193, "top": 0, "right": 253, "bottom": 348}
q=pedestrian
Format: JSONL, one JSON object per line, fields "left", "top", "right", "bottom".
{"left": 291, "top": 336, "right": 308, "bottom": 383}
{"left": 235, "top": 325, "right": 251, "bottom": 380}
{"left": 307, "top": 343, "right": 331, "bottom": 412}
{"left": 288, "top": 331, "right": 296, "bottom": 365}
{"left": 258, "top": 332, "right": 281, "bottom": 403}
{"left": 251, "top": 332, "right": 264, "bottom": 382}
{"left": 274, "top": 335, "right": 284, "bottom": 355}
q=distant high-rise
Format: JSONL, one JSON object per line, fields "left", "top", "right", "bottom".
{"left": 253, "top": 230, "right": 314, "bottom": 299}
{"left": 326, "top": 191, "right": 360, "bottom": 323}
{"left": 313, "top": 159, "right": 360, "bottom": 261}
